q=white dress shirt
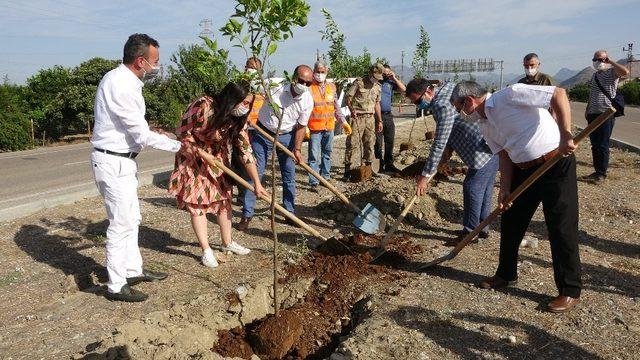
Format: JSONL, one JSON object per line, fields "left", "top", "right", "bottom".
{"left": 257, "top": 83, "right": 314, "bottom": 133}
{"left": 481, "top": 84, "right": 559, "bottom": 163}
{"left": 91, "top": 64, "right": 181, "bottom": 153}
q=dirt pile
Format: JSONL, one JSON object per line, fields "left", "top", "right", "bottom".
{"left": 212, "top": 234, "right": 419, "bottom": 359}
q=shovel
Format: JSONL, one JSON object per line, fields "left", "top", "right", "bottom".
{"left": 419, "top": 107, "right": 616, "bottom": 270}
{"left": 252, "top": 124, "right": 386, "bottom": 234}
{"left": 195, "top": 148, "right": 330, "bottom": 242}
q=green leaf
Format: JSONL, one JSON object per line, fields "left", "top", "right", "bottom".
{"left": 267, "top": 43, "right": 277, "bottom": 56}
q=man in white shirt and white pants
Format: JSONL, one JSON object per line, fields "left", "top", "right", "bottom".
{"left": 236, "top": 65, "right": 314, "bottom": 231}
{"left": 450, "top": 81, "right": 582, "bottom": 313}
{"left": 91, "top": 34, "right": 184, "bottom": 302}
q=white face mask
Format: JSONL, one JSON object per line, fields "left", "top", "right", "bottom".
{"left": 313, "top": 72, "right": 326, "bottom": 83}
{"left": 293, "top": 82, "right": 309, "bottom": 97}
{"left": 142, "top": 59, "right": 160, "bottom": 80}
{"left": 524, "top": 67, "right": 538, "bottom": 77}
{"left": 459, "top": 99, "right": 483, "bottom": 122}
{"left": 230, "top": 104, "right": 250, "bottom": 117}
{"left": 593, "top": 61, "right": 608, "bottom": 71}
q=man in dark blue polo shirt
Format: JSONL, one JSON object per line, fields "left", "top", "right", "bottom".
{"left": 375, "top": 64, "right": 406, "bottom": 173}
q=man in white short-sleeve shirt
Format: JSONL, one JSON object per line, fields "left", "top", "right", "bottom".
{"left": 91, "top": 34, "right": 186, "bottom": 302}
{"left": 237, "top": 65, "right": 314, "bottom": 231}
{"left": 450, "top": 81, "right": 582, "bottom": 313}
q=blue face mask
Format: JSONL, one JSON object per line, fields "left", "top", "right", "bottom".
{"left": 417, "top": 99, "right": 432, "bottom": 110}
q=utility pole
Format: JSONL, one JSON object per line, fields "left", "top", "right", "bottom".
{"left": 623, "top": 43, "right": 636, "bottom": 78}
{"left": 401, "top": 50, "right": 405, "bottom": 81}
{"left": 199, "top": 18, "right": 213, "bottom": 37}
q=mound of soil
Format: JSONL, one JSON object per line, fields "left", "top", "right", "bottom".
{"left": 212, "top": 234, "right": 421, "bottom": 359}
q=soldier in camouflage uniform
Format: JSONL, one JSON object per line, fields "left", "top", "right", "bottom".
{"left": 343, "top": 63, "right": 384, "bottom": 180}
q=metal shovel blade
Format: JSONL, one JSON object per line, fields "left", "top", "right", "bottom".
{"left": 352, "top": 203, "right": 386, "bottom": 234}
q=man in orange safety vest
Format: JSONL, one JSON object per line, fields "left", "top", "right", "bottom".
{"left": 306, "top": 60, "right": 351, "bottom": 191}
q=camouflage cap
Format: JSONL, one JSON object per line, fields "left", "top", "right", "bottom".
{"left": 370, "top": 63, "right": 384, "bottom": 80}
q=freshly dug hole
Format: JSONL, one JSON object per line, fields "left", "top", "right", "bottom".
{"left": 212, "top": 235, "right": 420, "bottom": 359}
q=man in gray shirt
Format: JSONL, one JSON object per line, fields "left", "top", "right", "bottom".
{"left": 582, "top": 50, "right": 629, "bottom": 184}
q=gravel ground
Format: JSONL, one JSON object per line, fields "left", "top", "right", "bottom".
{"left": 0, "top": 110, "right": 638, "bottom": 359}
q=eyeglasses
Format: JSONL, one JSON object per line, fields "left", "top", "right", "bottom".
{"left": 297, "top": 78, "right": 312, "bottom": 86}
{"left": 592, "top": 58, "right": 607, "bottom": 62}
{"left": 413, "top": 89, "right": 427, "bottom": 105}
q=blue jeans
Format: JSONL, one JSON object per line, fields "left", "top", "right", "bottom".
{"left": 308, "top": 130, "right": 334, "bottom": 185}
{"left": 462, "top": 155, "right": 499, "bottom": 234}
{"left": 587, "top": 113, "right": 615, "bottom": 176}
{"left": 242, "top": 130, "right": 296, "bottom": 217}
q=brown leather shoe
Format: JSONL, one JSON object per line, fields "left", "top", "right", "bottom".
{"left": 478, "top": 276, "right": 517, "bottom": 289}
{"left": 235, "top": 216, "right": 252, "bottom": 232}
{"left": 548, "top": 295, "right": 581, "bottom": 313}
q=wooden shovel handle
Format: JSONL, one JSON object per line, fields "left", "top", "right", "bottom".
{"left": 252, "top": 124, "right": 361, "bottom": 214}
{"left": 449, "top": 107, "right": 617, "bottom": 257}
{"left": 378, "top": 194, "right": 418, "bottom": 250}
{"left": 195, "top": 148, "right": 326, "bottom": 241}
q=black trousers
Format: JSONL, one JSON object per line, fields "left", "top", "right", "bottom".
{"left": 374, "top": 112, "right": 395, "bottom": 166}
{"left": 497, "top": 155, "right": 582, "bottom": 298}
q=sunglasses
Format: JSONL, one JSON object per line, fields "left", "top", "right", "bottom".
{"left": 297, "top": 78, "right": 312, "bottom": 86}
{"left": 592, "top": 58, "right": 607, "bottom": 62}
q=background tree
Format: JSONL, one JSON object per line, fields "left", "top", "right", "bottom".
{"left": 319, "top": 8, "right": 386, "bottom": 93}
{"left": 411, "top": 25, "right": 430, "bottom": 78}
{"left": 221, "top": 0, "right": 310, "bottom": 314}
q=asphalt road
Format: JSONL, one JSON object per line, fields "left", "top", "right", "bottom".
{"left": 0, "top": 142, "right": 175, "bottom": 221}
{"left": 571, "top": 102, "right": 640, "bottom": 148}
{"left": 1, "top": 103, "right": 637, "bottom": 221}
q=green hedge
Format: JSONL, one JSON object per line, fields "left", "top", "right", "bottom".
{"left": 568, "top": 80, "right": 640, "bottom": 105}
{"left": 568, "top": 83, "right": 590, "bottom": 102}
{"left": 0, "top": 113, "right": 33, "bottom": 151}
{"left": 619, "top": 80, "right": 640, "bottom": 105}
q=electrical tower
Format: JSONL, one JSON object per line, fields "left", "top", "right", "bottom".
{"left": 623, "top": 43, "right": 637, "bottom": 77}
{"left": 199, "top": 18, "right": 213, "bottom": 37}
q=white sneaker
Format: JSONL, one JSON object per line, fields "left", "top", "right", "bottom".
{"left": 222, "top": 241, "right": 251, "bottom": 255}
{"left": 202, "top": 248, "right": 219, "bottom": 268}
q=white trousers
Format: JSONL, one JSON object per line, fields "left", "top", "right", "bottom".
{"left": 90, "top": 151, "right": 143, "bottom": 293}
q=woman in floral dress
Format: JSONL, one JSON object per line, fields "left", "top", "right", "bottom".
{"left": 169, "top": 81, "right": 266, "bottom": 268}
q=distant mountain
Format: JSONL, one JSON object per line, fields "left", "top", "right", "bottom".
{"left": 554, "top": 68, "right": 579, "bottom": 83}
{"left": 560, "top": 67, "right": 595, "bottom": 88}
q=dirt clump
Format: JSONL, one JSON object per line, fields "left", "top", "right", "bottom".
{"left": 213, "top": 326, "right": 255, "bottom": 359}
{"left": 251, "top": 309, "right": 304, "bottom": 359}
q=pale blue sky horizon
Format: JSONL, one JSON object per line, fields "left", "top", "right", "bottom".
{"left": 1, "top": 0, "right": 638, "bottom": 84}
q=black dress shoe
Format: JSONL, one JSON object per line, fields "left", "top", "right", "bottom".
{"left": 105, "top": 284, "right": 148, "bottom": 302}
{"left": 126, "top": 269, "right": 168, "bottom": 286}
{"left": 384, "top": 164, "right": 401, "bottom": 173}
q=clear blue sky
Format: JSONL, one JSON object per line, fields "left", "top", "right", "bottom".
{"left": 1, "top": 0, "right": 638, "bottom": 84}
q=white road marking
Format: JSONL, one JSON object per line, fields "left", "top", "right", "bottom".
{"left": 64, "top": 160, "right": 88, "bottom": 166}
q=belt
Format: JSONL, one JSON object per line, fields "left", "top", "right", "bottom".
{"left": 256, "top": 121, "right": 291, "bottom": 136}
{"left": 381, "top": 111, "right": 392, "bottom": 114}
{"left": 515, "top": 149, "right": 558, "bottom": 170}
{"left": 94, "top": 148, "right": 139, "bottom": 159}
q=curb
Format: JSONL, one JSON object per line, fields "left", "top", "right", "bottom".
{"left": 575, "top": 126, "right": 640, "bottom": 154}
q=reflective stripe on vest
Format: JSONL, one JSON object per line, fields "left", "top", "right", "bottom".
{"left": 308, "top": 83, "right": 336, "bottom": 131}
{"left": 248, "top": 94, "right": 265, "bottom": 126}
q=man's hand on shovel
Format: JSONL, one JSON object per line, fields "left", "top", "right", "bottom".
{"left": 415, "top": 173, "right": 433, "bottom": 196}
{"left": 254, "top": 181, "right": 267, "bottom": 198}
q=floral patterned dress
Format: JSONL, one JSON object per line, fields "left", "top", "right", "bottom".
{"left": 168, "top": 96, "right": 255, "bottom": 216}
